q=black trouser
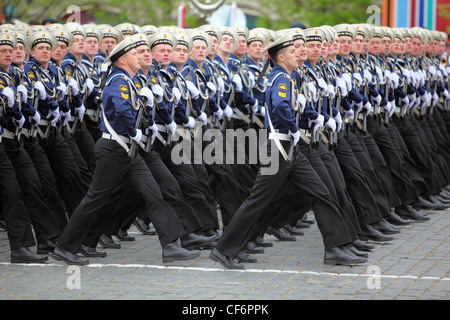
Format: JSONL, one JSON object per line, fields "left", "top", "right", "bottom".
{"left": 215, "top": 139, "right": 354, "bottom": 258}
{"left": 56, "top": 138, "right": 186, "bottom": 253}
{"left": 153, "top": 132, "right": 219, "bottom": 232}
{"left": 0, "top": 143, "right": 35, "bottom": 250}
{"left": 394, "top": 113, "right": 441, "bottom": 196}
{"left": 333, "top": 130, "right": 383, "bottom": 226}
{"left": 3, "top": 138, "right": 61, "bottom": 243}
{"left": 367, "top": 115, "right": 418, "bottom": 206}
{"left": 22, "top": 136, "right": 68, "bottom": 230}
{"left": 61, "top": 125, "right": 92, "bottom": 191}
{"left": 270, "top": 140, "right": 360, "bottom": 237}
{"left": 350, "top": 128, "right": 393, "bottom": 218}
{"left": 39, "top": 126, "right": 86, "bottom": 216}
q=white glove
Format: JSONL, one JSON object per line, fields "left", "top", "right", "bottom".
{"left": 172, "top": 87, "right": 181, "bottom": 102}
{"left": 33, "top": 81, "right": 47, "bottom": 100}
{"left": 383, "top": 101, "right": 391, "bottom": 113}
{"left": 317, "top": 78, "right": 328, "bottom": 94}
{"left": 184, "top": 116, "right": 196, "bottom": 129}
{"left": 260, "top": 106, "right": 266, "bottom": 117}
{"left": 147, "top": 123, "right": 158, "bottom": 141}
{"left": 420, "top": 93, "right": 428, "bottom": 108}
{"left": 429, "top": 65, "right": 436, "bottom": 77}
{"left": 413, "top": 94, "right": 421, "bottom": 109}
{"left": 60, "top": 110, "right": 71, "bottom": 126}
{"left": 388, "top": 101, "right": 395, "bottom": 117}
{"left": 139, "top": 87, "right": 154, "bottom": 108}
{"left": 438, "top": 63, "right": 447, "bottom": 75}
{"left": 333, "top": 112, "right": 343, "bottom": 132}
{"left": 86, "top": 78, "right": 94, "bottom": 95}
{"left": 224, "top": 105, "right": 233, "bottom": 119}
{"left": 353, "top": 73, "right": 363, "bottom": 85}
{"left": 351, "top": 101, "right": 363, "bottom": 113}
{"left": 384, "top": 69, "right": 392, "bottom": 81}
{"left": 100, "top": 62, "right": 110, "bottom": 73}
{"left": 401, "top": 69, "right": 411, "bottom": 84}
{"left": 325, "top": 118, "right": 336, "bottom": 132}
{"left": 408, "top": 94, "right": 416, "bottom": 109}
{"left": 67, "top": 78, "right": 79, "bottom": 96}
{"left": 289, "top": 130, "right": 300, "bottom": 146}
{"left": 399, "top": 95, "right": 409, "bottom": 108}
{"left": 217, "top": 77, "right": 225, "bottom": 95}
{"left": 375, "top": 66, "right": 384, "bottom": 84}
{"left": 362, "top": 101, "right": 372, "bottom": 115}
{"left": 198, "top": 111, "right": 207, "bottom": 125}
{"left": 13, "top": 115, "right": 25, "bottom": 129}
{"left": 213, "top": 108, "right": 223, "bottom": 119}
{"left": 248, "top": 72, "right": 256, "bottom": 88}
{"left": 1, "top": 87, "right": 15, "bottom": 108}
{"left": 130, "top": 128, "right": 142, "bottom": 143}
{"left": 307, "top": 82, "right": 317, "bottom": 101}
{"left": 363, "top": 70, "right": 373, "bottom": 83}
{"left": 390, "top": 72, "right": 400, "bottom": 89}
{"left": 344, "top": 108, "right": 354, "bottom": 120}
{"left": 443, "top": 89, "right": 450, "bottom": 100}
{"left": 56, "top": 83, "right": 67, "bottom": 101}
{"left": 30, "top": 111, "right": 41, "bottom": 126}
{"left": 46, "top": 107, "right": 60, "bottom": 126}
{"left": 206, "top": 82, "right": 216, "bottom": 98}
{"left": 76, "top": 104, "right": 85, "bottom": 120}
{"left": 297, "top": 93, "right": 306, "bottom": 113}
{"left": 185, "top": 81, "right": 199, "bottom": 99}
{"left": 232, "top": 74, "right": 243, "bottom": 92}
{"left": 17, "top": 85, "right": 28, "bottom": 103}
{"left": 371, "top": 94, "right": 382, "bottom": 107}
{"left": 432, "top": 92, "right": 439, "bottom": 106}
{"left": 250, "top": 100, "right": 259, "bottom": 113}
{"left": 308, "top": 114, "right": 324, "bottom": 133}
{"left": 342, "top": 73, "right": 353, "bottom": 91}
{"left": 152, "top": 84, "right": 164, "bottom": 103}
{"left": 335, "top": 78, "right": 347, "bottom": 97}
{"left": 327, "top": 84, "right": 335, "bottom": 99}
{"left": 165, "top": 121, "right": 177, "bottom": 134}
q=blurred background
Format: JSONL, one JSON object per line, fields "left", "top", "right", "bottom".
{"left": 1, "top": 0, "right": 449, "bottom": 35}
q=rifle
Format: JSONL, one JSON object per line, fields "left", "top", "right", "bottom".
{"left": 93, "top": 45, "right": 111, "bottom": 123}
{"left": 320, "top": 58, "right": 337, "bottom": 149}
{"left": 128, "top": 97, "right": 146, "bottom": 160}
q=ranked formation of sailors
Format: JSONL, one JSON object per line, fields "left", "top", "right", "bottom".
{"left": 0, "top": 20, "right": 449, "bottom": 269}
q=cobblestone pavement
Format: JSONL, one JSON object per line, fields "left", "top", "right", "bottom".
{"left": 0, "top": 208, "right": 448, "bottom": 303}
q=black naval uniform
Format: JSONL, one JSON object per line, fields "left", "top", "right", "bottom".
{"left": 52, "top": 65, "right": 191, "bottom": 264}
{"left": 210, "top": 63, "right": 361, "bottom": 269}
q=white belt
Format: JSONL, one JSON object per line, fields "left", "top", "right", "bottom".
{"left": 299, "top": 129, "right": 311, "bottom": 138}
{"left": 156, "top": 124, "right": 167, "bottom": 132}
{"left": 269, "top": 132, "right": 290, "bottom": 142}
{"left": 86, "top": 109, "right": 97, "bottom": 116}
{"left": 39, "top": 119, "right": 50, "bottom": 126}
{"left": 102, "top": 132, "right": 131, "bottom": 144}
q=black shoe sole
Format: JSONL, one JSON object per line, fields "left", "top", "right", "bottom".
{"left": 51, "top": 252, "right": 89, "bottom": 266}
{"left": 162, "top": 250, "right": 201, "bottom": 263}
{"left": 79, "top": 251, "right": 107, "bottom": 258}
{"left": 182, "top": 237, "right": 217, "bottom": 251}
{"left": 266, "top": 230, "right": 296, "bottom": 241}
{"left": 11, "top": 257, "right": 48, "bottom": 264}
{"left": 209, "top": 252, "right": 244, "bottom": 270}
{"left": 324, "top": 258, "right": 368, "bottom": 266}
